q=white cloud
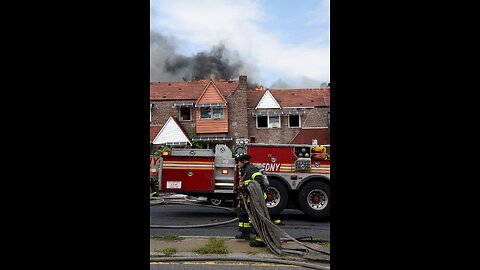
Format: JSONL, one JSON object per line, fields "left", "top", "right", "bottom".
{"left": 151, "top": 0, "right": 329, "bottom": 87}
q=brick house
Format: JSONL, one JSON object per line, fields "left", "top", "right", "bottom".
{"left": 150, "top": 75, "right": 330, "bottom": 153}
{"left": 246, "top": 87, "right": 330, "bottom": 145}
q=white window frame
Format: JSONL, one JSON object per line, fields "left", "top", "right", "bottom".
{"left": 288, "top": 114, "right": 301, "bottom": 128}
{"left": 256, "top": 115, "right": 281, "bottom": 129}
{"left": 179, "top": 107, "right": 192, "bottom": 121}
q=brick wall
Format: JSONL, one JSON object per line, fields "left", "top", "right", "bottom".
{"left": 247, "top": 107, "right": 330, "bottom": 144}
{"left": 150, "top": 100, "right": 197, "bottom": 136}
{"left": 225, "top": 75, "right": 249, "bottom": 148}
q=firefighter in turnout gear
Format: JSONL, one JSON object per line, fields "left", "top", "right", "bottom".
{"left": 234, "top": 152, "right": 268, "bottom": 247}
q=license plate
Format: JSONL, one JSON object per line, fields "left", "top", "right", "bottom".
{"left": 166, "top": 181, "right": 182, "bottom": 189}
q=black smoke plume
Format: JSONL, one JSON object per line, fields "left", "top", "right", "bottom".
{"left": 151, "top": 31, "right": 244, "bottom": 82}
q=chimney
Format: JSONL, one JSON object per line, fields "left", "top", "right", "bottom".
{"left": 238, "top": 75, "right": 247, "bottom": 91}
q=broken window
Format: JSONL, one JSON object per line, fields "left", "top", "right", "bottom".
{"left": 179, "top": 107, "right": 191, "bottom": 121}
{"left": 289, "top": 115, "right": 300, "bottom": 128}
{"left": 256, "top": 115, "right": 281, "bottom": 128}
{"left": 212, "top": 108, "right": 224, "bottom": 119}
{"left": 257, "top": 116, "right": 268, "bottom": 128}
{"left": 200, "top": 107, "right": 212, "bottom": 119}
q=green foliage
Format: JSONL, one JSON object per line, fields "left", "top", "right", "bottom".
{"left": 193, "top": 238, "right": 229, "bottom": 254}
{"left": 188, "top": 130, "right": 202, "bottom": 149}
{"left": 157, "top": 234, "right": 184, "bottom": 241}
{"left": 153, "top": 144, "right": 171, "bottom": 157}
{"left": 162, "top": 247, "right": 177, "bottom": 256}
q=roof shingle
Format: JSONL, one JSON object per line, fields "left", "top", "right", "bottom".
{"left": 247, "top": 88, "right": 330, "bottom": 108}
{"left": 150, "top": 80, "right": 238, "bottom": 101}
{"left": 289, "top": 128, "right": 330, "bottom": 145}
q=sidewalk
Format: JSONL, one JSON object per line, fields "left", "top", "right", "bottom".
{"left": 150, "top": 236, "right": 330, "bottom": 265}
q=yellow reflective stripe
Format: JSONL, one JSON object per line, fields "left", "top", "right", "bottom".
{"left": 243, "top": 223, "right": 251, "bottom": 227}
{"left": 255, "top": 236, "right": 263, "bottom": 241}
{"left": 263, "top": 193, "right": 267, "bottom": 200}
{"left": 251, "top": 172, "right": 263, "bottom": 180}
{"left": 243, "top": 180, "right": 252, "bottom": 185}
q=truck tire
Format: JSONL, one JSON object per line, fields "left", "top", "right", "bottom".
{"left": 298, "top": 181, "right": 330, "bottom": 219}
{"left": 266, "top": 179, "right": 289, "bottom": 215}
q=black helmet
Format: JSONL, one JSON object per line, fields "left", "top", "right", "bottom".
{"left": 235, "top": 152, "right": 251, "bottom": 162}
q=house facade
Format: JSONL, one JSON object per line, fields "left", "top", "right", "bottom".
{"left": 150, "top": 75, "right": 329, "bottom": 153}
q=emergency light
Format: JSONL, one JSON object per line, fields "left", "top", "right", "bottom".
{"left": 161, "top": 151, "right": 171, "bottom": 156}
{"left": 222, "top": 169, "right": 228, "bottom": 174}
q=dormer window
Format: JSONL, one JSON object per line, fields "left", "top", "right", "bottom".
{"left": 200, "top": 107, "right": 224, "bottom": 119}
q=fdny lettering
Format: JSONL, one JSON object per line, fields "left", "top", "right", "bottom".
{"left": 150, "top": 157, "right": 161, "bottom": 166}
{"left": 262, "top": 163, "right": 281, "bottom": 172}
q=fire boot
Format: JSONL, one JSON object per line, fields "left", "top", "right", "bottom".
{"left": 235, "top": 230, "right": 250, "bottom": 240}
{"left": 235, "top": 222, "right": 251, "bottom": 240}
{"left": 249, "top": 235, "right": 266, "bottom": 247}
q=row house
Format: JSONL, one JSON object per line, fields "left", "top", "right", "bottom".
{"left": 150, "top": 75, "right": 329, "bottom": 153}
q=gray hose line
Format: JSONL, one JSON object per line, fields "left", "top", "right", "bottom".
{"left": 150, "top": 217, "right": 239, "bottom": 229}
{"left": 150, "top": 256, "right": 330, "bottom": 270}
{"left": 150, "top": 200, "right": 239, "bottom": 228}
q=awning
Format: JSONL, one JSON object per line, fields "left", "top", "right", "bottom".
{"left": 165, "top": 141, "right": 190, "bottom": 146}
{"left": 251, "top": 110, "right": 306, "bottom": 117}
{"left": 173, "top": 102, "right": 195, "bottom": 108}
{"left": 195, "top": 103, "right": 226, "bottom": 108}
{"left": 192, "top": 136, "right": 233, "bottom": 142}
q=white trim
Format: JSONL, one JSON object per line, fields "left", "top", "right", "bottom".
{"left": 288, "top": 114, "right": 301, "bottom": 128}
{"left": 152, "top": 116, "right": 192, "bottom": 146}
{"left": 255, "top": 90, "right": 281, "bottom": 109}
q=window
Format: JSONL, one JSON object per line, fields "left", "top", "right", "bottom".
{"left": 200, "top": 107, "right": 212, "bottom": 119}
{"left": 200, "top": 107, "right": 224, "bottom": 119}
{"left": 327, "top": 112, "right": 330, "bottom": 127}
{"left": 179, "top": 107, "right": 191, "bottom": 121}
{"left": 257, "top": 116, "right": 268, "bottom": 128}
{"left": 269, "top": 116, "right": 280, "bottom": 128}
{"left": 212, "top": 108, "right": 224, "bottom": 119}
{"left": 289, "top": 115, "right": 300, "bottom": 128}
{"left": 256, "top": 115, "right": 281, "bottom": 128}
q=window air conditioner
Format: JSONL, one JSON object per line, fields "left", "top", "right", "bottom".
{"left": 213, "top": 114, "right": 222, "bottom": 119}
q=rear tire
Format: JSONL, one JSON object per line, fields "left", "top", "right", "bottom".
{"left": 266, "top": 179, "right": 289, "bottom": 215}
{"left": 298, "top": 181, "right": 330, "bottom": 219}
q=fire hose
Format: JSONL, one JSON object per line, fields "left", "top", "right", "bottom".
{"left": 150, "top": 196, "right": 239, "bottom": 229}
{"left": 244, "top": 181, "right": 331, "bottom": 257}
{"left": 150, "top": 256, "right": 330, "bottom": 270}
{"left": 150, "top": 193, "right": 330, "bottom": 257}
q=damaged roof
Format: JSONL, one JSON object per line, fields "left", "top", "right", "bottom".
{"left": 247, "top": 88, "right": 330, "bottom": 108}
{"left": 150, "top": 80, "right": 239, "bottom": 101}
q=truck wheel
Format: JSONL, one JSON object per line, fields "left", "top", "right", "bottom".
{"left": 298, "top": 181, "right": 330, "bottom": 219}
{"left": 266, "top": 179, "right": 289, "bottom": 215}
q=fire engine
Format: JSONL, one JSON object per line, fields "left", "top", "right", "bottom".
{"left": 150, "top": 140, "right": 330, "bottom": 219}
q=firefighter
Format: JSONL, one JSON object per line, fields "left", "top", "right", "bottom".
{"left": 150, "top": 177, "right": 159, "bottom": 197}
{"left": 234, "top": 152, "right": 268, "bottom": 247}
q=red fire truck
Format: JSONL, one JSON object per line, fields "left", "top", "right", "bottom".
{"left": 150, "top": 141, "right": 330, "bottom": 219}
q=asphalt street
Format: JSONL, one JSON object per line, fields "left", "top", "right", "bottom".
{"left": 150, "top": 261, "right": 323, "bottom": 269}
{"left": 150, "top": 204, "right": 330, "bottom": 240}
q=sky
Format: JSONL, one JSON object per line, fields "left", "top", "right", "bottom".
{"left": 150, "top": 0, "right": 329, "bottom": 89}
